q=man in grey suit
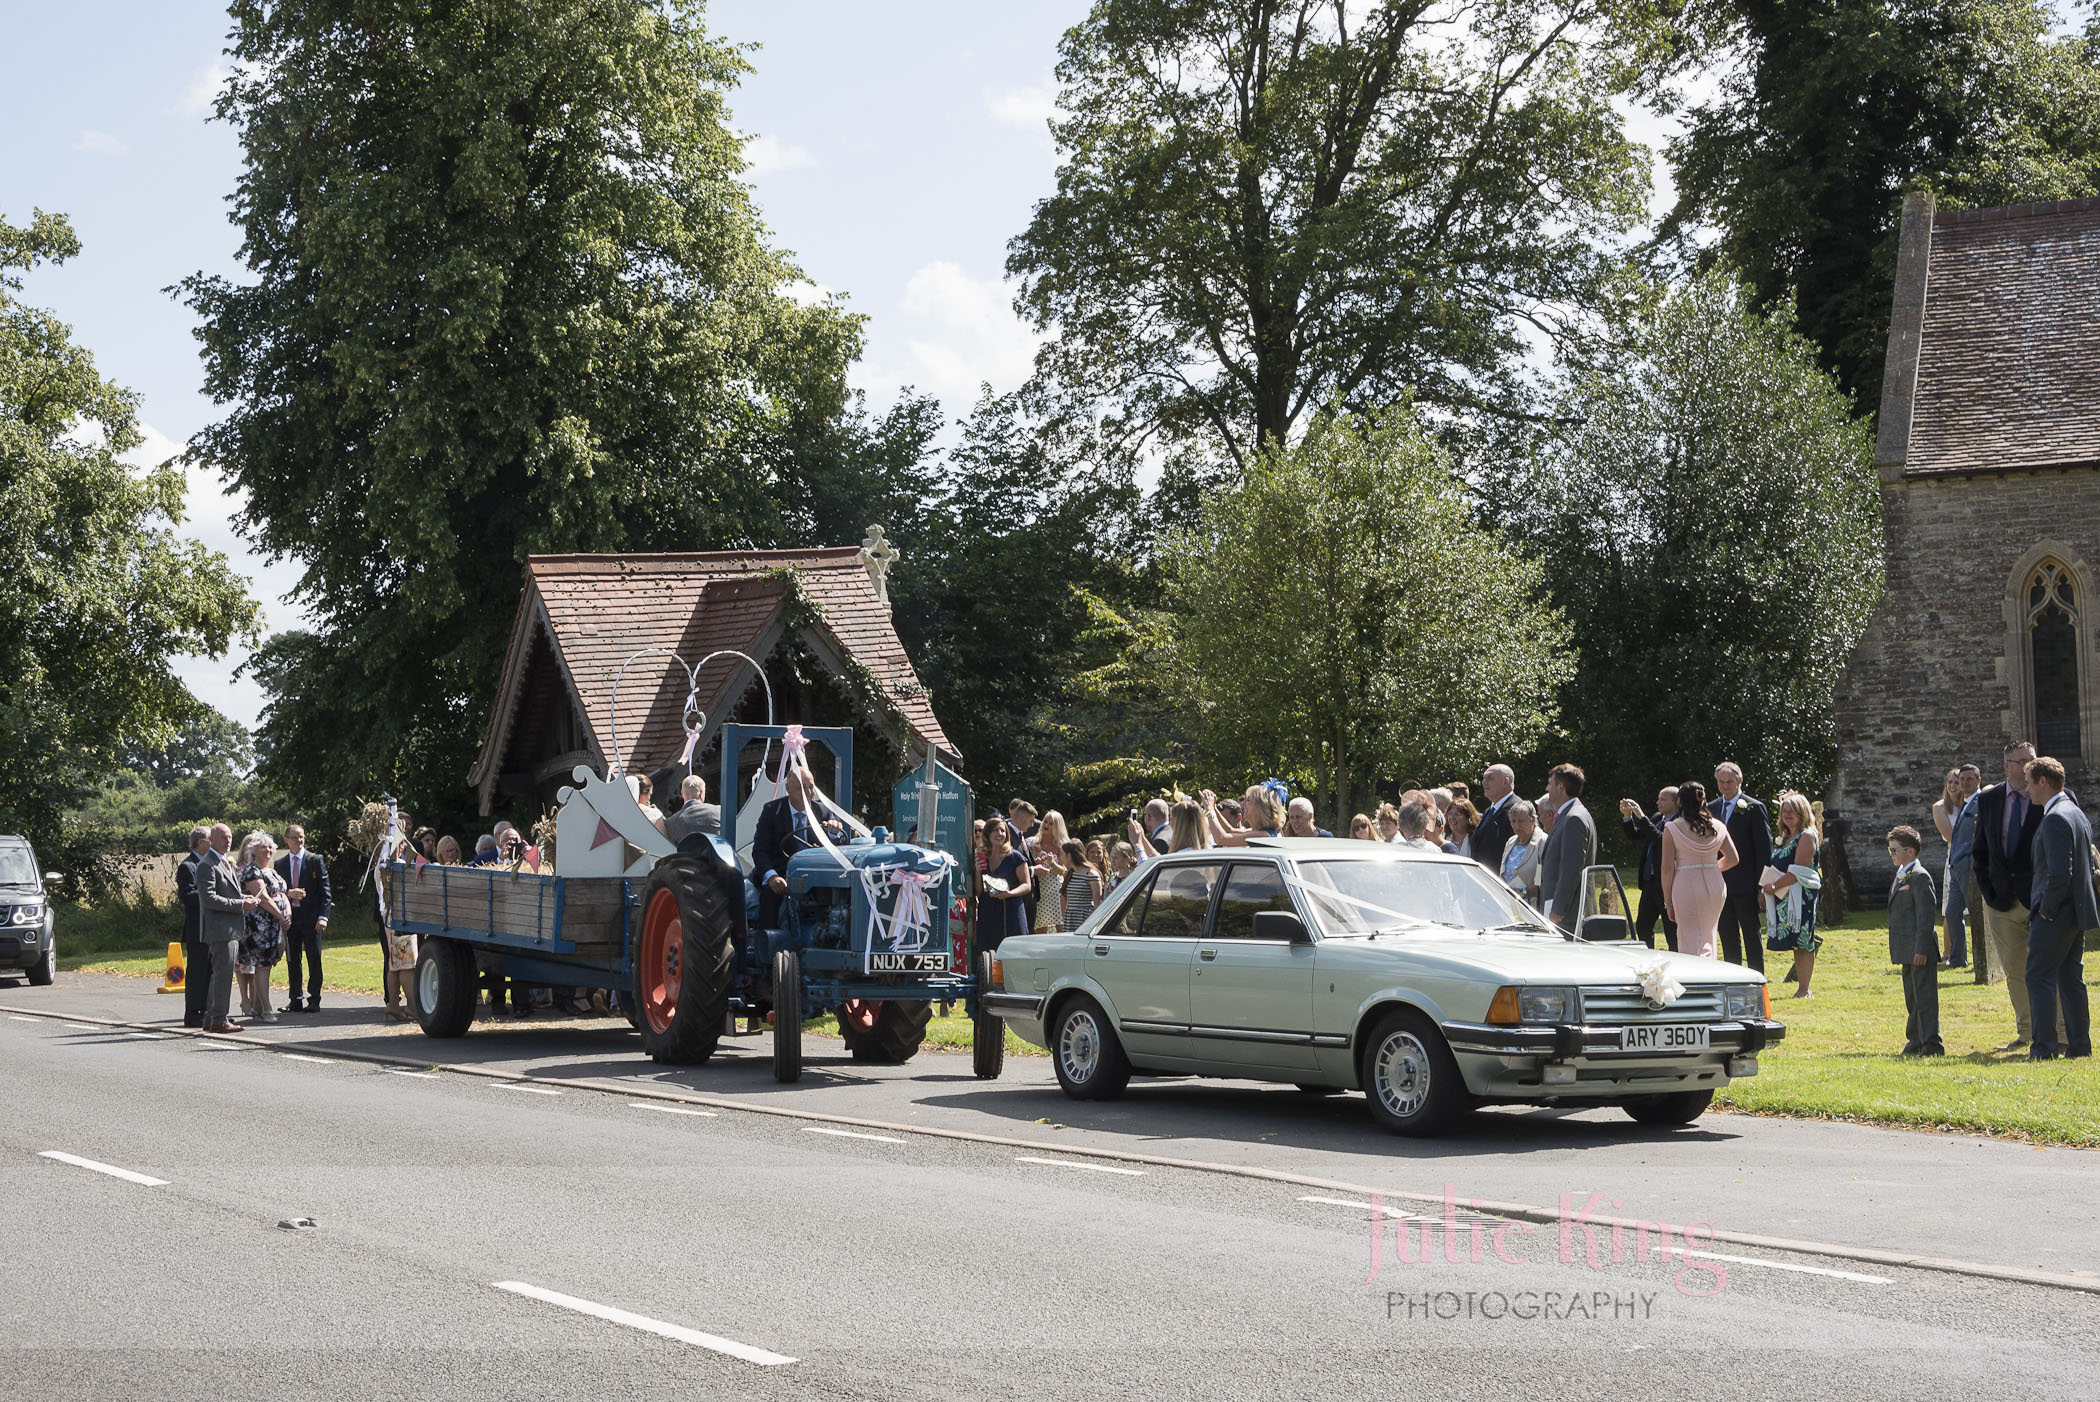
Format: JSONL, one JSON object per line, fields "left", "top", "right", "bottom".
{"left": 196, "top": 823, "right": 258, "bottom": 1033}
{"left": 1537, "top": 763, "right": 1597, "bottom": 932}
{"left": 2023, "top": 756, "right": 2095, "bottom": 1061}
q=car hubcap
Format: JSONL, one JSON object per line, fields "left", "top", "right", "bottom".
{"left": 1060, "top": 1010, "right": 1101, "bottom": 1084}
{"left": 1374, "top": 1031, "right": 1431, "bottom": 1119}
{"left": 640, "top": 889, "right": 682, "bottom": 1035}
{"left": 417, "top": 955, "right": 440, "bottom": 1012}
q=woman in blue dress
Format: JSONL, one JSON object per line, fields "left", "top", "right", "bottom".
{"left": 1760, "top": 793, "right": 1823, "bottom": 998}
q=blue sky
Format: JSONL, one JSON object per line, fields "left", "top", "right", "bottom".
{"left": 3, "top": 0, "right": 1087, "bottom": 732}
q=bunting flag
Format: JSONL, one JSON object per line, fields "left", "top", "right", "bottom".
{"left": 590, "top": 816, "right": 621, "bottom": 851}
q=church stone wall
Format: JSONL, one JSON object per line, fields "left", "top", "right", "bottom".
{"left": 1831, "top": 470, "right": 2100, "bottom": 899}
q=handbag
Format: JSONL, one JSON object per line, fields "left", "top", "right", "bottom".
{"left": 385, "top": 930, "right": 419, "bottom": 972}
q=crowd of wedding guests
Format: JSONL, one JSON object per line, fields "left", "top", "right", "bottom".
{"left": 975, "top": 751, "right": 2093, "bottom": 1062}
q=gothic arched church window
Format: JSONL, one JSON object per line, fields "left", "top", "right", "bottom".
{"left": 2028, "top": 560, "right": 2082, "bottom": 760}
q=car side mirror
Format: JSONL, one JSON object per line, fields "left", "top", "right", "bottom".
{"left": 1253, "top": 910, "right": 1311, "bottom": 943}
{"left": 42, "top": 871, "right": 61, "bottom": 885}
{"left": 1579, "top": 914, "right": 1631, "bottom": 943}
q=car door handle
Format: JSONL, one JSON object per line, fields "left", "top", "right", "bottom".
{"left": 1093, "top": 945, "right": 1109, "bottom": 957}
{"left": 1198, "top": 948, "right": 1217, "bottom": 961}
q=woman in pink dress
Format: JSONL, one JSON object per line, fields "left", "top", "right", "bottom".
{"left": 1660, "top": 780, "right": 1740, "bottom": 958}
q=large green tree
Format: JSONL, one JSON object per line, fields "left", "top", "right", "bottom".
{"left": 1008, "top": 0, "right": 1663, "bottom": 469}
{"left": 0, "top": 212, "right": 257, "bottom": 886}
{"left": 1493, "top": 269, "right": 1883, "bottom": 806}
{"left": 1661, "top": 0, "right": 2100, "bottom": 402}
{"left": 183, "top": 0, "right": 865, "bottom": 830}
{"left": 1160, "top": 409, "right": 1574, "bottom": 824}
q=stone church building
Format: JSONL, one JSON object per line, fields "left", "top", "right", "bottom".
{"left": 1831, "top": 192, "right": 2100, "bottom": 896}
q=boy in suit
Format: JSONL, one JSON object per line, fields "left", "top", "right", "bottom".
{"left": 1886, "top": 826, "right": 1943, "bottom": 1056}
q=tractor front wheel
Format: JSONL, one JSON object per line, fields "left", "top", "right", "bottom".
{"left": 635, "top": 855, "right": 735, "bottom": 1066}
{"left": 971, "top": 952, "right": 1005, "bottom": 1080}
{"left": 772, "top": 950, "right": 803, "bottom": 1083}
{"left": 836, "top": 998, "right": 931, "bottom": 1064}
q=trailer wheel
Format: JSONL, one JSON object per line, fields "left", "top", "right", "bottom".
{"left": 636, "top": 854, "right": 735, "bottom": 1066}
{"left": 837, "top": 998, "right": 931, "bottom": 1064}
{"left": 772, "top": 950, "right": 803, "bottom": 1083}
{"left": 413, "top": 938, "right": 477, "bottom": 1038}
{"left": 972, "top": 952, "right": 1005, "bottom": 1080}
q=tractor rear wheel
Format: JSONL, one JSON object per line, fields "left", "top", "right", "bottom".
{"left": 772, "top": 950, "right": 803, "bottom": 1083}
{"left": 635, "top": 854, "right": 736, "bottom": 1066}
{"left": 971, "top": 952, "right": 1005, "bottom": 1080}
{"left": 412, "top": 937, "right": 477, "bottom": 1038}
{"left": 836, "top": 998, "right": 931, "bottom": 1064}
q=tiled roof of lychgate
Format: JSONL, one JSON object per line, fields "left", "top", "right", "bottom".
{"left": 468, "top": 549, "right": 951, "bottom": 796}
{"left": 1904, "top": 197, "right": 2100, "bottom": 477}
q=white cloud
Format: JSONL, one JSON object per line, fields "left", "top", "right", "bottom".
{"left": 983, "top": 81, "right": 1059, "bottom": 129}
{"left": 181, "top": 60, "right": 230, "bottom": 118}
{"left": 744, "top": 134, "right": 817, "bottom": 175}
{"left": 74, "top": 129, "right": 129, "bottom": 157}
{"left": 884, "top": 260, "right": 1040, "bottom": 408}
{"left": 781, "top": 279, "right": 835, "bottom": 308}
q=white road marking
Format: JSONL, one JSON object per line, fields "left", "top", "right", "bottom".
{"left": 802, "top": 1126, "right": 903, "bottom": 1143}
{"left": 194, "top": 1043, "right": 249, "bottom": 1051}
{"left": 39, "top": 1151, "right": 168, "bottom": 1187}
{"left": 280, "top": 1053, "right": 336, "bottom": 1064}
{"left": 386, "top": 1070, "right": 440, "bottom": 1079}
{"left": 124, "top": 1032, "right": 170, "bottom": 1040}
{"left": 491, "top": 1281, "right": 795, "bottom": 1366}
{"left": 1664, "top": 1248, "right": 1891, "bottom": 1285}
{"left": 633, "top": 1102, "right": 717, "bottom": 1117}
{"left": 64, "top": 1024, "right": 97, "bottom": 1031}
{"left": 1016, "top": 1156, "right": 1145, "bottom": 1176}
{"left": 1297, "top": 1196, "right": 1890, "bottom": 1284}
{"left": 8, "top": 1014, "right": 40, "bottom": 1022}
{"left": 497, "top": 1083, "right": 560, "bottom": 1095}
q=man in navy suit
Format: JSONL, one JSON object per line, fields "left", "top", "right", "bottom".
{"left": 2022, "top": 756, "right": 2095, "bottom": 1060}
{"left": 175, "top": 826, "right": 209, "bottom": 1028}
{"left": 752, "top": 766, "right": 848, "bottom": 928}
{"left": 1973, "top": 739, "right": 2046, "bottom": 1050}
{"left": 275, "top": 824, "right": 332, "bottom": 1012}
{"left": 1470, "top": 764, "right": 1517, "bottom": 877}
{"left": 1709, "top": 762, "right": 1771, "bottom": 973}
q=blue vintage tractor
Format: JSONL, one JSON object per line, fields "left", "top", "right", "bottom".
{"left": 630, "top": 725, "right": 1003, "bottom": 1083}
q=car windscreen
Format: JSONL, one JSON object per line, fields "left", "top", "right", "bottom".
{"left": 1291, "top": 858, "right": 1548, "bottom": 936}
{"left": 0, "top": 849, "right": 37, "bottom": 886}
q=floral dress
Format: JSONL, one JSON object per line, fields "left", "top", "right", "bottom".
{"left": 238, "top": 862, "right": 288, "bottom": 968}
{"left": 1764, "top": 834, "right": 1822, "bottom": 952}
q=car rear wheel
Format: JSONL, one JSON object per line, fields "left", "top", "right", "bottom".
{"left": 1623, "top": 1088, "right": 1714, "bottom": 1126}
{"left": 1049, "top": 995, "right": 1130, "bottom": 1101}
{"left": 1360, "top": 1008, "right": 1467, "bottom": 1137}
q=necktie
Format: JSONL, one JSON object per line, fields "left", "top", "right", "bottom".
{"left": 2006, "top": 792, "right": 2025, "bottom": 849}
{"left": 291, "top": 854, "right": 300, "bottom": 893}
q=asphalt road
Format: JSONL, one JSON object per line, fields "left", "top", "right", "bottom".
{"left": 6, "top": 976, "right": 2100, "bottom": 1399}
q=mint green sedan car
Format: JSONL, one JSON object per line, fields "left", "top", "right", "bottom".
{"left": 980, "top": 840, "right": 1785, "bottom": 1136}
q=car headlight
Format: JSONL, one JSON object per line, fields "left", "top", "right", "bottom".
{"left": 1724, "top": 984, "right": 1765, "bottom": 1019}
{"left": 1517, "top": 985, "right": 1578, "bottom": 1023}
{"left": 9, "top": 904, "right": 40, "bottom": 925}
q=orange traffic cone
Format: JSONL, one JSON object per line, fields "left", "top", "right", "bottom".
{"left": 157, "top": 942, "right": 185, "bottom": 994}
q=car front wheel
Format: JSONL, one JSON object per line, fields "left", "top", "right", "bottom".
{"left": 1050, "top": 995, "right": 1130, "bottom": 1101}
{"left": 1360, "top": 1008, "right": 1467, "bottom": 1137}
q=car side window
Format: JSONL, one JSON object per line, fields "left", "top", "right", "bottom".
{"left": 1137, "top": 863, "right": 1222, "bottom": 939}
{"left": 1102, "top": 874, "right": 1154, "bottom": 936}
{"left": 1210, "top": 862, "right": 1292, "bottom": 940}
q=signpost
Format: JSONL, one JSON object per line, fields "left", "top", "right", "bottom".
{"left": 891, "top": 755, "right": 972, "bottom": 872}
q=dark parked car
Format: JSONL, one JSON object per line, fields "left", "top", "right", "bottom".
{"left": 0, "top": 837, "right": 58, "bottom": 986}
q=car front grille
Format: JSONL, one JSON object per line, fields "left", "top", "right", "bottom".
{"left": 1579, "top": 985, "right": 1725, "bottom": 1024}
